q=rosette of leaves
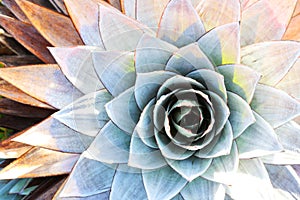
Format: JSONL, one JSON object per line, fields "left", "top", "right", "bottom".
{"left": 0, "top": 0, "right": 300, "bottom": 199}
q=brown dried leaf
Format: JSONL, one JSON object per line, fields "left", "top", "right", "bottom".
{"left": 0, "top": 140, "right": 32, "bottom": 159}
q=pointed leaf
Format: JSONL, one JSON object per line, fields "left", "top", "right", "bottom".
{"left": 201, "top": 142, "right": 239, "bottom": 184}
{"left": 227, "top": 91, "right": 255, "bottom": 138}
{"left": 0, "top": 80, "right": 53, "bottom": 109}
{"left": 53, "top": 90, "right": 112, "bottom": 136}
{"left": 0, "top": 15, "right": 55, "bottom": 63}
{"left": 198, "top": 22, "right": 240, "bottom": 66}
{"left": 135, "top": 71, "right": 176, "bottom": 109}
{"left": 218, "top": 64, "right": 260, "bottom": 103}
{"left": 105, "top": 87, "right": 140, "bottom": 134}
{"left": 13, "top": 117, "right": 93, "bottom": 153}
{"left": 181, "top": 177, "right": 225, "bottom": 200}
{"left": 166, "top": 43, "right": 214, "bottom": 75}
{"left": 135, "top": 34, "right": 177, "bottom": 73}
{"left": 251, "top": 84, "right": 300, "bottom": 128}
{"left": 49, "top": 46, "right": 104, "bottom": 94}
{"left": 60, "top": 152, "right": 116, "bottom": 197}
{"left": 241, "top": 41, "right": 300, "bottom": 85}
{"left": 275, "top": 121, "right": 300, "bottom": 153}
{"left": 0, "top": 65, "right": 83, "bottom": 109}
{"left": 92, "top": 51, "right": 136, "bottom": 97}
{"left": 129, "top": 130, "right": 167, "bottom": 170}
{"left": 99, "top": 5, "right": 154, "bottom": 51}
{"left": 240, "top": 0, "right": 297, "bottom": 46}
{"left": 157, "top": 0, "right": 205, "bottom": 48}
{"left": 265, "top": 165, "right": 300, "bottom": 200}
{"left": 166, "top": 156, "right": 212, "bottom": 182}
{"left": 142, "top": 166, "right": 187, "bottom": 200}
{"left": 16, "top": 0, "right": 83, "bottom": 46}
{"left": 110, "top": 165, "right": 148, "bottom": 200}
{"left": 261, "top": 150, "right": 300, "bottom": 165}
{"left": 236, "top": 112, "right": 283, "bottom": 159}
{"left": 0, "top": 141, "right": 32, "bottom": 159}
{"left": 197, "top": 0, "right": 240, "bottom": 30}
{"left": 0, "top": 147, "right": 79, "bottom": 179}
{"left": 64, "top": 0, "right": 110, "bottom": 47}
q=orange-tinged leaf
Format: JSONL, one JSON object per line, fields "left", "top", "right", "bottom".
{"left": 2, "top": 0, "right": 29, "bottom": 22}
{"left": 0, "top": 140, "right": 32, "bottom": 159}
{"left": 283, "top": 14, "right": 300, "bottom": 41}
{"left": 16, "top": 0, "right": 83, "bottom": 46}
{"left": 0, "top": 14, "right": 55, "bottom": 63}
{"left": 0, "top": 80, "right": 54, "bottom": 109}
{"left": 107, "top": 0, "right": 121, "bottom": 10}
{"left": 0, "top": 147, "right": 80, "bottom": 179}
{"left": 0, "top": 64, "right": 83, "bottom": 109}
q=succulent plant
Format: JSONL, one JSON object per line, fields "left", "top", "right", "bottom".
{"left": 0, "top": 0, "right": 300, "bottom": 199}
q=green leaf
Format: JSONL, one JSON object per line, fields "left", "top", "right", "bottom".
{"left": 105, "top": 87, "right": 140, "bottom": 134}
{"left": 166, "top": 156, "right": 212, "bottom": 181}
{"left": 227, "top": 91, "right": 255, "bottom": 138}
{"left": 142, "top": 166, "right": 187, "bottom": 200}
{"left": 13, "top": 117, "right": 93, "bottom": 153}
{"left": 236, "top": 112, "right": 283, "bottom": 159}
{"left": 99, "top": 4, "right": 154, "bottom": 51}
{"left": 165, "top": 43, "right": 214, "bottom": 75}
{"left": 240, "top": 0, "right": 297, "bottom": 46}
{"left": 87, "top": 121, "right": 131, "bottom": 164}
{"left": 157, "top": 0, "right": 205, "bottom": 47}
{"left": 92, "top": 51, "right": 136, "bottom": 97}
{"left": 187, "top": 69, "right": 227, "bottom": 102}
{"left": 217, "top": 64, "right": 260, "bottom": 103}
{"left": 49, "top": 46, "right": 104, "bottom": 94}
{"left": 110, "top": 165, "right": 148, "bottom": 200}
{"left": 135, "top": 34, "right": 177, "bottom": 73}
{"left": 196, "top": 0, "right": 240, "bottom": 30}
{"left": 128, "top": 130, "right": 167, "bottom": 170}
{"left": 241, "top": 41, "right": 300, "bottom": 86}
{"left": 201, "top": 142, "right": 239, "bottom": 184}
{"left": 251, "top": 84, "right": 300, "bottom": 128}
{"left": 181, "top": 177, "right": 225, "bottom": 200}
{"left": 60, "top": 152, "right": 116, "bottom": 197}
{"left": 135, "top": 71, "right": 175, "bottom": 109}
{"left": 198, "top": 22, "right": 240, "bottom": 66}
{"left": 53, "top": 90, "right": 112, "bottom": 137}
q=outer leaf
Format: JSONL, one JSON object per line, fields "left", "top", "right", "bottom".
{"left": 165, "top": 43, "right": 214, "bottom": 75}
{"left": 128, "top": 130, "right": 167, "bottom": 170}
{"left": 227, "top": 91, "right": 255, "bottom": 138}
{"left": 0, "top": 141, "right": 31, "bottom": 159}
{"left": 64, "top": 0, "right": 106, "bottom": 47}
{"left": 135, "top": 71, "right": 175, "bottom": 109}
{"left": 0, "top": 147, "right": 79, "bottom": 179}
{"left": 12, "top": 117, "right": 93, "bottom": 153}
{"left": 217, "top": 64, "right": 260, "bottom": 103}
{"left": 49, "top": 46, "right": 104, "bottom": 94}
{"left": 236, "top": 112, "right": 283, "bottom": 159}
{"left": 142, "top": 166, "right": 187, "bottom": 200}
{"left": 16, "top": 0, "right": 83, "bottom": 46}
{"left": 226, "top": 159, "right": 274, "bottom": 200}
{"left": 166, "top": 156, "right": 212, "bottom": 182}
{"left": 201, "top": 142, "right": 239, "bottom": 184}
{"left": 275, "top": 121, "right": 300, "bottom": 153}
{"left": 87, "top": 121, "right": 131, "bottom": 164}
{"left": 241, "top": 41, "right": 300, "bottom": 86}
{"left": 53, "top": 90, "right": 112, "bottom": 136}
{"left": 59, "top": 152, "right": 116, "bottom": 197}
{"left": 181, "top": 177, "right": 225, "bottom": 200}
{"left": 251, "top": 84, "right": 300, "bottom": 128}
{"left": 261, "top": 150, "right": 300, "bottom": 165}
{"left": 110, "top": 165, "right": 148, "bottom": 200}
{"left": 196, "top": 0, "right": 240, "bottom": 30}
{"left": 157, "top": 0, "right": 205, "bottom": 47}
{"left": 0, "top": 65, "right": 83, "bottom": 109}
{"left": 99, "top": 4, "right": 154, "bottom": 51}
{"left": 198, "top": 22, "right": 240, "bottom": 66}
{"left": 135, "top": 34, "right": 177, "bottom": 73}
{"left": 265, "top": 165, "right": 300, "bottom": 200}
{"left": 0, "top": 15, "right": 55, "bottom": 63}
{"left": 240, "top": 0, "right": 297, "bottom": 46}
{"left": 92, "top": 51, "right": 136, "bottom": 97}
{"left": 105, "top": 87, "right": 140, "bottom": 134}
